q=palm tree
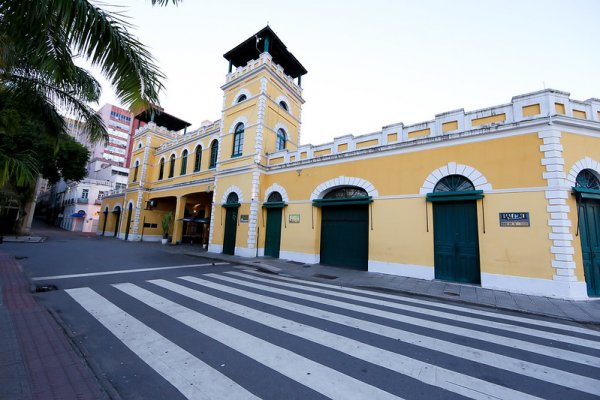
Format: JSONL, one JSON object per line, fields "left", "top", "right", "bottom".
{"left": 0, "top": 0, "right": 181, "bottom": 142}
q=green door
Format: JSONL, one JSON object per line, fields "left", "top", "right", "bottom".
{"left": 223, "top": 207, "right": 238, "bottom": 255}
{"left": 578, "top": 200, "right": 600, "bottom": 296}
{"left": 433, "top": 200, "right": 480, "bottom": 283}
{"left": 265, "top": 208, "right": 282, "bottom": 258}
{"left": 320, "top": 204, "right": 368, "bottom": 270}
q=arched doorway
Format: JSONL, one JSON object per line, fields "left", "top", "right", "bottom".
{"left": 101, "top": 207, "right": 108, "bottom": 235}
{"left": 429, "top": 175, "right": 481, "bottom": 284}
{"left": 315, "top": 187, "right": 370, "bottom": 270}
{"left": 264, "top": 191, "right": 284, "bottom": 258}
{"left": 124, "top": 203, "right": 133, "bottom": 241}
{"left": 113, "top": 206, "right": 121, "bottom": 237}
{"left": 574, "top": 169, "right": 600, "bottom": 296}
{"left": 222, "top": 193, "right": 240, "bottom": 255}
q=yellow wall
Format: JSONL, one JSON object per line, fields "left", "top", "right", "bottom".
{"left": 522, "top": 104, "right": 541, "bottom": 117}
{"left": 555, "top": 103, "right": 566, "bottom": 114}
{"left": 572, "top": 109, "right": 587, "bottom": 119}
{"left": 471, "top": 113, "right": 506, "bottom": 126}
{"left": 408, "top": 128, "right": 430, "bottom": 139}
{"left": 442, "top": 121, "right": 458, "bottom": 132}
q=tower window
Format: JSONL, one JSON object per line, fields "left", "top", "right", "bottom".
{"left": 158, "top": 158, "right": 165, "bottom": 180}
{"left": 168, "top": 154, "right": 175, "bottom": 178}
{"left": 209, "top": 140, "right": 218, "bottom": 169}
{"left": 194, "top": 145, "right": 202, "bottom": 172}
{"left": 180, "top": 150, "right": 188, "bottom": 175}
{"left": 237, "top": 94, "right": 247, "bottom": 103}
{"left": 232, "top": 123, "right": 244, "bottom": 157}
{"left": 279, "top": 101, "right": 288, "bottom": 111}
{"left": 133, "top": 160, "right": 139, "bottom": 182}
{"left": 276, "top": 128, "right": 287, "bottom": 151}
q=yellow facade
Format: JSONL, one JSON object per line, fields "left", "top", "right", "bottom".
{"left": 99, "top": 28, "right": 600, "bottom": 300}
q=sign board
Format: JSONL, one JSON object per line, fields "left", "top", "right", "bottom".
{"left": 499, "top": 212, "right": 530, "bottom": 227}
{"left": 240, "top": 214, "right": 249, "bottom": 223}
{"left": 289, "top": 214, "right": 300, "bottom": 224}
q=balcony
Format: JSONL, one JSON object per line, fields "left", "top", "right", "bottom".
{"left": 76, "top": 198, "right": 89, "bottom": 204}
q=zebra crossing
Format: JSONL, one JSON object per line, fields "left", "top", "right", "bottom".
{"left": 66, "top": 269, "right": 600, "bottom": 400}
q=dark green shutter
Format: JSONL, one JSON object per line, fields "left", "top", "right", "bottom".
{"left": 223, "top": 207, "right": 238, "bottom": 255}
{"left": 320, "top": 204, "right": 368, "bottom": 270}
{"left": 578, "top": 199, "right": 600, "bottom": 296}
{"left": 265, "top": 207, "right": 282, "bottom": 258}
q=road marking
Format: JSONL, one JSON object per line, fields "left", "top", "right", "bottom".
{"left": 225, "top": 271, "right": 600, "bottom": 366}
{"left": 193, "top": 274, "right": 600, "bottom": 396}
{"left": 32, "top": 263, "right": 228, "bottom": 280}
{"left": 150, "top": 278, "right": 542, "bottom": 400}
{"left": 65, "top": 287, "right": 259, "bottom": 400}
{"left": 114, "top": 282, "right": 404, "bottom": 400}
{"left": 231, "top": 272, "right": 600, "bottom": 350}
{"left": 244, "top": 270, "right": 600, "bottom": 338}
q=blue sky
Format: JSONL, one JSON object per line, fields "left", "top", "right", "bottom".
{"left": 95, "top": 0, "right": 600, "bottom": 145}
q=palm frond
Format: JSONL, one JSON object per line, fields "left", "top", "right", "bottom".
{"left": 0, "top": 150, "right": 39, "bottom": 187}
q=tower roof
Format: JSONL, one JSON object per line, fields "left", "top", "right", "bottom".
{"left": 224, "top": 26, "right": 307, "bottom": 79}
{"left": 135, "top": 109, "right": 191, "bottom": 132}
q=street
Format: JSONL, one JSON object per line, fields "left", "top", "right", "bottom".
{"left": 4, "top": 226, "right": 600, "bottom": 399}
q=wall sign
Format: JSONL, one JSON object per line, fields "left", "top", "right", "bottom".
{"left": 499, "top": 212, "right": 530, "bottom": 227}
{"left": 240, "top": 214, "right": 249, "bottom": 223}
{"left": 289, "top": 214, "right": 300, "bottom": 224}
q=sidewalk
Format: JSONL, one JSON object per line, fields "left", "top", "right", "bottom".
{"left": 0, "top": 253, "right": 110, "bottom": 400}
{"left": 177, "top": 247, "right": 600, "bottom": 326}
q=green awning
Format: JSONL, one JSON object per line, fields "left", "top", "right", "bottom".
{"left": 426, "top": 190, "right": 484, "bottom": 202}
{"left": 312, "top": 196, "right": 373, "bottom": 207}
{"left": 222, "top": 202, "right": 240, "bottom": 209}
{"left": 262, "top": 201, "right": 286, "bottom": 209}
{"left": 572, "top": 187, "right": 600, "bottom": 200}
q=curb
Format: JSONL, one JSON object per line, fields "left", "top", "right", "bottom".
{"left": 46, "top": 307, "right": 123, "bottom": 400}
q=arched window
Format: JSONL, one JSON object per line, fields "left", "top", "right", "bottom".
{"left": 133, "top": 160, "right": 139, "bottom": 182}
{"left": 276, "top": 128, "right": 287, "bottom": 151}
{"left": 180, "top": 150, "right": 188, "bottom": 175}
{"left": 232, "top": 123, "right": 244, "bottom": 157}
{"left": 158, "top": 158, "right": 165, "bottom": 180}
{"left": 267, "top": 192, "right": 283, "bottom": 202}
{"left": 209, "top": 140, "right": 218, "bottom": 169}
{"left": 434, "top": 175, "right": 474, "bottom": 192}
{"left": 279, "top": 101, "right": 288, "bottom": 111}
{"left": 226, "top": 192, "right": 239, "bottom": 204}
{"left": 194, "top": 145, "right": 202, "bottom": 172}
{"left": 168, "top": 154, "right": 175, "bottom": 178}
{"left": 575, "top": 169, "right": 600, "bottom": 190}
{"left": 324, "top": 187, "right": 368, "bottom": 199}
{"left": 237, "top": 94, "right": 247, "bottom": 103}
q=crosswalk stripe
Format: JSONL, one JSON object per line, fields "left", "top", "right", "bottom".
{"left": 65, "top": 287, "right": 259, "bottom": 400}
{"left": 244, "top": 270, "right": 600, "bottom": 339}
{"left": 191, "top": 274, "right": 600, "bottom": 395}
{"left": 113, "top": 282, "right": 404, "bottom": 400}
{"left": 225, "top": 271, "right": 600, "bottom": 367}
{"left": 151, "top": 278, "right": 543, "bottom": 400}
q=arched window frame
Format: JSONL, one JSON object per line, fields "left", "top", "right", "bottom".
{"left": 193, "top": 145, "right": 202, "bottom": 172}
{"left": 168, "top": 154, "right": 176, "bottom": 178}
{"left": 433, "top": 175, "right": 475, "bottom": 192}
{"left": 236, "top": 94, "right": 247, "bottom": 103}
{"left": 232, "top": 123, "right": 244, "bottom": 157}
{"left": 180, "top": 149, "right": 188, "bottom": 176}
{"left": 158, "top": 157, "right": 165, "bottom": 180}
{"left": 575, "top": 169, "right": 600, "bottom": 190}
{"left": 276, "top": 128, "right": 287, "bottom": 151}
{"left": 209, "top": 140, "right": 218, "bottom": 169}
{"left": 279, "top": 101, "right": 288, "bottom": 111}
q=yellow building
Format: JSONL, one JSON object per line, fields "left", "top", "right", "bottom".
{"left": 100, "top": 27, "right": 600, "bottom": 300}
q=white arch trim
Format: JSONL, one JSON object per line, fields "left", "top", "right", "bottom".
{"left": 180, "top": 146, "right": 190, "bottom": 156}
{"left": 134, "top": 157, "right": 141, "bottom": 166}
{"left": 310, "top": 176, "right": 379, "bottom": 200}
{"left": 231, "top": 88, "right": 252, "bottom": 106}
{"left": 111, "top": 204, "right": 122, "bottom": 212}
{"left": 420, "top": 162, "right": 492, "bottom": 195}
{"left": 275, "top": 95, "right": 292, "bottom": 116}
{"left": 264, "top": 183, "right": 289, "bottom": 202}
{"left": 229, "top": 116, "right": 249, "bottom": 134}
{"left": 193, "top": 140, "right": 205, "bottom": 150}
{"left": 273, "top": 122, "right": 289, "bottom": 135}
{"left": 566, "top": 157, "right": 600, "bottom": 187}
{"left": 221, "top": 185, "right": 244, "bottom": 204}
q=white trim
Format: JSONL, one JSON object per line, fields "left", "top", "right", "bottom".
{"left": 140, "top": 235, "right": 162, "bottom": 242}
{"left": 229, "top": 116, "right": 250, "bottom": 134}
{"left": 368, "top": 260, "right": 434, "bottom": 280}
{"left": 231, "top": 88, "right": 252, "bottom": 106}
{"left": 192, "top": 141, "right": 205, "bottom": 151}
{"left": 279, "top": 250, "right": 320, "bottom": 264}
{"left": 235, "top": 246, "right": 257, "bottom": 257}
{"left": 565, "top": 157, "right": 600, "bottom": 186}
{"left": 419, "top": 162, "right": 492, "bottom": 194}
{"left": 111, "top": 204, "right": 122, "bottom": 212}
{"left": 310, "top": 176, "right": 379, "bottom": 200}
{"left": 274, "top": 95, "right": 293, "bottom": 117}
{"left": 208, "top": 244, "right": 223, "bottom": 254}
{"left": 180, "top": 146, "right": 190, "bottom": 156}
{"left": 264, "top": 183, "right": 289, "bottom": 202}
{"left": 481, "top": 272, "right": 589, "bottom": 300}
{"left": 221, "top": 185, "right": 244, "bottom": 204}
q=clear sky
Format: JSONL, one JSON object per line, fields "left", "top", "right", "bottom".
{"left": 94, "top": 0, "right": 600, "bottom": 145}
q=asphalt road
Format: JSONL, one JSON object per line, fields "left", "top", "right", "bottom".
{"left": 4, "top": 224, "right": 600, "bottom": 399}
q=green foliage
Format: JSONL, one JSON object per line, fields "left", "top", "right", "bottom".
{"left": 161, "top": 211, "right": 173, "bottom": 239}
